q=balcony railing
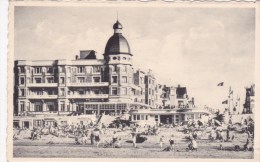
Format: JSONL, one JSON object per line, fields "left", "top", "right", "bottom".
{"left": 27, "top": 95, "right": 58, "bottom": 99}
{"left": 27, "top": 83, "right": 58, "bottom": 87}
{"left": 67, "top": 94, "right": 109, "bottom": 99}
{"left": 67, "top": 82, "right": 108, "bottom": 87}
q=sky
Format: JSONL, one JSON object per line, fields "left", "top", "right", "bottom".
{"left": 14, "top": 6, "right": 255, "bottom": 112}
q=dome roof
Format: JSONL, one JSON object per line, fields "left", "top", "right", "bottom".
{"left": 104, "top": 20, "right": 131, "bottom": 55}
{"left": 105, "top": 34, "right": 131, "bottom": 55}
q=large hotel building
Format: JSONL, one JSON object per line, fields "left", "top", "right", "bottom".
{"left": 14, "top": 20, "right": 210, "bottom": 128}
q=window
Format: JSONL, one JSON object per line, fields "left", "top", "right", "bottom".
{"left": 93, "top": 77, "right": 100, "bottom": 83}
{"left": 112, "top": 87, "right": 117, "bottom": 95}
{"left": 20, "top": 67, "right": 25, "bottom": 73}
{"left": 47, "top": 77, "right": 54, "bottom": 83}
{"left": 121, "top": 87, "right": 127, "bottom": 95}
{"left": 78, "top": 66, "right": 85, "bottom": 73}
{"left": 146, "top": 115, "right": 148, "bottom": 120}
{"left": 137, "top": 115, "right": 140, "bottom": 120}
{"left": 133, "top": 115, "right": 136, "bottom": 120}
{"left": 112, "top": 65, "right": 117, "bottom": 72}
{"left": 86, "top": 67, "right": 92, "bottom": 73}
{"left": 60, "top": 101, "right": 65, "bottom": 112}
{"left": 60, "top": 77, "right": 65, "bottom": 84}
{"left": 78, "top": 89, "right": 84, "bottom": 95}
{"left": 34, "top": 67, "right": 42, "bottom": 74}
{"left": 20, "top": 89, "right": 25, "bottom": 96}
{"left": 36, "top": 90, "right": 43, "bottom": 95}
{"left": 60, "top": 88, "right": 65, "bottom": 96}
{"left": 46, "top": 67, "right": 53, "bottom": 73}
{"left": 67, "top": 105, "right": 70, "bottom": 112}
{"left": 141, "top": 115, "right": 144, "bottom": 120}
{"left": 117, "top": 104, "right": 126, "bottom": 110}
{"left": 122, "top": 76, "right": 127, "bottom": 83}
{"left": 155, "top": 115, "right": 158, "bottom": 122}
{"left": 149, "top": 88, "right": 151, "bottom": 95}
{"left": 35, "top": 78, "right": 42, "bottom": 83}
{"left": 35, "top": 103, "right": 43, "bottom": 112}
{"left": 112, "top": 76, "right": 117, "bottom": 83}
{"left": 34, "top": 120, "right": 42, "bottom": 127}
{"left": 20, "top": 101, "right": 25, "bottom": 112}
{"left": 113, "top": 57, "right": 117, "bottom": 60}
{"left": 20, "top": 77, "right": 25, "bottom": 85}
{"left": 78, "top": 77, "right": 85, "bottom": 83}
{"left": 93, "top": 90, "right": 100, "bottom": 94}
{"left": 59, "top": 66, "right": 65, "bottom": 73}
{"left": 67, "top": 77, "right": 71, "bottom": 83}
{"left": 122, "top": 66, "right": 127, "bottom": 72}
{"left": 123, "top": 57, "right": 126, "bottom": 60}
{"left": 93, "top": 66, "right": 101, "bottom": 73}
{"left": 47, "top": 104, "right": 55, "bottom": 111}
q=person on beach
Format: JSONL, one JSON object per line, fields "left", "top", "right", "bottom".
{"left": 169, "top": 134, "right": 175, "bottom": 151}
{"left": 159, "top": 136, "right": 164, "bottom": 149}
{"left": 112, "top": 131, "right": 118, "bottom": 148}
{"left": 132, "top": 126, "right": 138, "bottom": 148}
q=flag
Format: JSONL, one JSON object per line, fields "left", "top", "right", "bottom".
{"left": 217, "top": 82, "right": 224, "bottom": 86}
{"left": 222, "top": 100, "right": 228, "bottom": 104}
{"left": 229, "top": 86, "right": 233, "bottom": 95}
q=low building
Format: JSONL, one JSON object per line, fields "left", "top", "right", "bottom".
{"left": 129, "top": 107, "right": 211, "bottom": 126}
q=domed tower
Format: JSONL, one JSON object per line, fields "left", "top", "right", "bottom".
{"left": 103, "top": 20, "right": 134, "bottom": 103}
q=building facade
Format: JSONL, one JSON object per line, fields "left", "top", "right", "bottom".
{"left": 14, "top": 20, "right": 210, "bottom": 128}
{"left": 243, "top": 84, "right": 255, "bottom": 114}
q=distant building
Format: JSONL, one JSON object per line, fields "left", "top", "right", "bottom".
{"left": 13, "top": 20, "right": 210, "bottom": 128}
{"left": 243, "top": 84, "right": 255, "bottom": 114}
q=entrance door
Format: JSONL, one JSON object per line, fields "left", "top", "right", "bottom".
{"left": 23, "top": 121, "right": 30, "bottom": 129}
{"left": 13, "top": 121, "right": 20, "bottom": 128}
{"left": 160, "top": 115, "right": 173, "bottom": 124}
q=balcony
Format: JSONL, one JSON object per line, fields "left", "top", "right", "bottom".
{"left": 131, "top": 84, "right": 141, "bottom": 90}
{"left": 67, "top": 82, "right": 108, "bottom": 87}
{"left": 27, "top": 95, "right": 58, "bottom": 99}
{"left": 27, "top": 83, "right": 58, "bottom": 87}
{"left": 67, "top": 94, "right": 109, "bottom": 99}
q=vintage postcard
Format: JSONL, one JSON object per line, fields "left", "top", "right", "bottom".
{"left": 7, "top": 1, "right": 260, "bottom": 162}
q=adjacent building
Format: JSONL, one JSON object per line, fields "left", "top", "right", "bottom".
{"left": 243, "top": 84, "right": 255, "bottom": 114}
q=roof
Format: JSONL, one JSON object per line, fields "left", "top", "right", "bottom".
{"left": 79, "top": 50, "right": 97, "bottom": 59}
{"left": 104, "top": 20, "right": 131, "bottom": 56}
{"left": 104, "top": 34, "right": 131, "bottom": 55}
{"left": 130, "top": 108, "right": 211, "bottom": 115}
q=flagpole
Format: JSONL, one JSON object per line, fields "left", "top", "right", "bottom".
{"left": 238, "top": 97, "right": 240, "bottom": 114}
{"left": 232, "top": 92, "right": 234, "bottom": 114}
{"left": 228, "top": 95, "right": 230, "bottom": 113}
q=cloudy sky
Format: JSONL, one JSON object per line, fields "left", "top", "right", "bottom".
{"left": 14, "top": 6, "right": 255, "bottom": 111}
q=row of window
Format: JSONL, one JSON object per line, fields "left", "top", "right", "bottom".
{"left": 18, "top": 66, "right": 102, "bottom": 74}
{"left": 19, "top": 76, "right": 103, "bottom": 85}
{"left": 132, "top": 114, "right": 149, "bottom": 121}
{"left": 109, "top": 56, "right": 131, "bottom": 61}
